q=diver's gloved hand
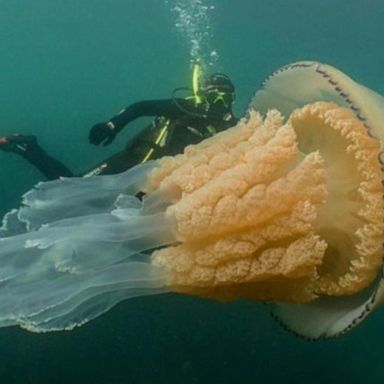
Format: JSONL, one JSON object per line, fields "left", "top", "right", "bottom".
{"left": 89, "top": 122, "right": 117, "bottom": 146}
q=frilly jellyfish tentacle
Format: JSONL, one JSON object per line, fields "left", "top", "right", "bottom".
{"left": 0, "top": 161, "right": 175, "bottom": 332}
{"left": 16, "top": 160, "right": 157, "bottom": 232}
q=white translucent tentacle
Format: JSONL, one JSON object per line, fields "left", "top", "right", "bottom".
{"left": 0, "top": 161, "right": 176, "bottom": 332}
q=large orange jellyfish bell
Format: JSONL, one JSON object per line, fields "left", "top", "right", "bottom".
{"left": 248, "top": 61, "right": 384, "bottom": 338}
{"left": 0, "top": 61, "right": 383, "bottom": 340}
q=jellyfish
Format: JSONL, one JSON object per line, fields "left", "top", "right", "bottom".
{"left": 1, "top": 61, "right": 384, "bottom": 340}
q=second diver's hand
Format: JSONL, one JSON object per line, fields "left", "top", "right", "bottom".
{"left": 89, "top": 121, "right": 117, "bottom": 146}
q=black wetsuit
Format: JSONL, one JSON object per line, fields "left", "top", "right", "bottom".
{"left": 8, "top": 98, "right": 238, "bottom": 180}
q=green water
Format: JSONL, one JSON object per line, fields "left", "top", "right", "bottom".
{"left": 1, "top": 0, "right": 384, "bottom": 383}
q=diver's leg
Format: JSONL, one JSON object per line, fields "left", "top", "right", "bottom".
{"left": 80, "top": 150, "right": 137, "bottom": 177}
{"left": 80, "top": 137, "right": 154, "bottom": 177}
{"left": 0, "top": 135, "right": 74, "bottom": 180}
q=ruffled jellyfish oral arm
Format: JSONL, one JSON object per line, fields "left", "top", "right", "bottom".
{"left": 0, "top": 108, "right": 328, "bottom": 331}
{"left": 148, "top": 102, "right": 384, "bottom": 311}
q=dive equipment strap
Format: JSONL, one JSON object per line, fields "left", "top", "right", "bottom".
{"left": 141, "top": 119, "right": 171, "bottom": 163}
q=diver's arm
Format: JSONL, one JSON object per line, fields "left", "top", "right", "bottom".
{"left": 89, "top": 99, "right": 192, "bottom": 146}
{"left": 109, "top": 99, "right": 191, "bottom": 131}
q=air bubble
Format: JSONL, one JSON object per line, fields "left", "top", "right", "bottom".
{"left": 167, "top": 0, "right": 220, "bottom": 69}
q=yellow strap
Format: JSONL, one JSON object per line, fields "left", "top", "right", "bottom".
{"left": 206, "top": 125, "right": 216, "bottom": 136}
{"left": 141, "top": 120, "right": 170, "bottom": 163}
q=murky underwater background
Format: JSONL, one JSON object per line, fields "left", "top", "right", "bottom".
{"left": 1, "top": 0, "right": 384, "bottom": 383}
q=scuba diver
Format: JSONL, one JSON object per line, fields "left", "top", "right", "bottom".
{"left": 0, "top": 66, "right": 238, "bottom": 180}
